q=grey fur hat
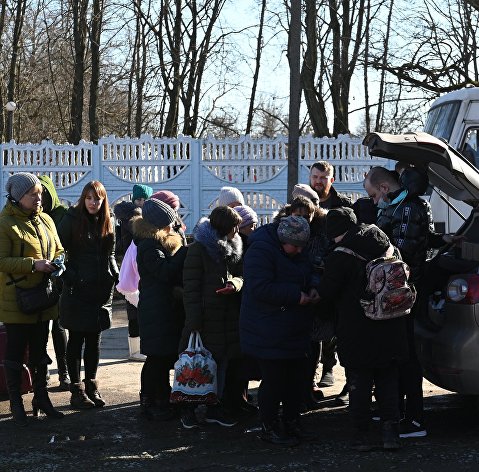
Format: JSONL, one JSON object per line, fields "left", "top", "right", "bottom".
{"left": 292, "top": 184, "right": 319, "bottom": 206}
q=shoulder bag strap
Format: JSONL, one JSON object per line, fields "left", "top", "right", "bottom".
{"left": 334, "top": 246, "right": 367, "bottom": 261}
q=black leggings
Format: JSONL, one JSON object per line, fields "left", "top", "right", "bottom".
{"left": 66, "top": 330, "right": 102, "bottom": 383}
{"left": 4, "top": 321, "right": 50, "bottom": 368}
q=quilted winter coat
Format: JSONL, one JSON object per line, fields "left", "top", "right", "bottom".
{"left": 180, "top": 217, "right": 243, "bottom": 361}
{"left": 0, "top": 200, "right": 64, "bottom": 324}
{"left": 58, "top": 206, "right": 119, "bottom": 332}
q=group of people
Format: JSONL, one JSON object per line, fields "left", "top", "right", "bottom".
{"left": 0, "top": 162, "right": 459, "bottom": 452}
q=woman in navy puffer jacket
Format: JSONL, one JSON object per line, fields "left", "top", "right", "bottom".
{"left": 240, "top": 216, "right": 317, "bottom": 446}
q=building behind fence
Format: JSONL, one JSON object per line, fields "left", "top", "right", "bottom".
{"left": 1, "top": 134, "right": 392, "bottom": 231}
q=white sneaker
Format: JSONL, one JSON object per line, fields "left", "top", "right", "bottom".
{"left": 128, "top": 337, "right": 146, "bottom": 362}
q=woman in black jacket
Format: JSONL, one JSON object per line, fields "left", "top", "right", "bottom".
{"left": 58, "top": 181, "right": 119, "bottom": 410}
{"left": 133, "top": 198, "right": 187, "bottom": 420}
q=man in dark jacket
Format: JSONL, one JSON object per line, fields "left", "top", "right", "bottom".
{"left": 317, "top": 207, "right": 408, "bottom": 451}
{"left": 309, "top": 161, "right": 353, "bottom": 390}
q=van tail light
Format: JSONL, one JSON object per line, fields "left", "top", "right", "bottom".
{"left": 447, "top": 274, "right": 479, "bottom": 304}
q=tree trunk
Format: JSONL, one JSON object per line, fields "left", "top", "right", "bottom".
{"left": 245, "top": 0, "right": 266, "bottom": 135}
{"left": 287, "top": 0, "right": 301, "bottom": 201}
{"left": 301, "top": 0, "right": 329, "bottom": 137}
{"left": 89, "top": 0, "right": 103, "bottom": 143}
{"left": 68, "top": 0, "right": 89, "bottom": 144}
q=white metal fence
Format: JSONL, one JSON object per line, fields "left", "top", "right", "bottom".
{"left": 1, "top": 134, "right": 392, "bottom": 231}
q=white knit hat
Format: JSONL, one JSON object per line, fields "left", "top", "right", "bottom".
{"left": 218, "top": 186, "right": 245, "bottom": 207}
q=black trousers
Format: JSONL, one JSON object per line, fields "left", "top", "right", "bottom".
{"left": 398, "top": 314, "right": 424, "bottom": 423}
{"left": 51, "top": 318, "right": 67, "bottom": 367}
{"left": 257, "top": 357, "right": 308, "bottom": 425}
{"left": 66, "top": 330, "right": 102, "bottom": 383}
{"left": 126, "top": 301, "right": 139, "bottom": 337}
{"left": 348, "top": 364, "right": 400, "bottom": 431}
{"left": 4, "top": 321, "right": 50, "bottom": 368}
{"left": 140, "top": 354, "right": 177, "bottom": 405}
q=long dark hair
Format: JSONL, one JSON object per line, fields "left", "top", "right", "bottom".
{"left": 74, "top": 181, "right": 113, "bottom": 243}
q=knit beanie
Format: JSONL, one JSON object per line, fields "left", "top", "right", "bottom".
{"left": 151, "top": 190, "right": 180, "bottom": 211}
{"left": 6, "top": 172, "right": 40, "bottom": 202}
{"left": 277, "top": 215, "right": 310, "bottom": 247}
{"left": 292, "top": 183, "right": 319, "bottom": 206}
{"left": 132, "top": 184, "right": 153, "bottom": 201}
{"left": 218, "top": 186, "right": 245, "bottom": 207}
{"left": 142, "top": 198, "right": 176, "bottom": 229}
{"left": 233, "top": 205, "right": 258, "bottom": 229}
{"left": 326, "top": 207, "right": 358, "bottom": 240}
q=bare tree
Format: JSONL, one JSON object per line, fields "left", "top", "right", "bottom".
{"left": 68, "top": 0, "right": 89, "bottom": 144}
{"left": 245, "top": 0, "right": 267, "bottom": 135}
{"left": 89, "top": 0, "right": 103, "bottom": 143}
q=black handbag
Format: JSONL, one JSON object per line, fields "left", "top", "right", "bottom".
{"left": 8, "top": 217, "right": 60, "bottom": 315}
{"left": 14, "top": 276, "right": 59, "bottom": 315}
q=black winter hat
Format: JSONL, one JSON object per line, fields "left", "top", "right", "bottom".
{"left": 326, "top": 207, "right": 357, "bottom": 240}
{"left": 142, "top": 198, "right": 176, "bottom": 229}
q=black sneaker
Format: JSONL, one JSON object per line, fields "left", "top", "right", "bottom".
{"left": 317, "top": 370, "right": 335, "bottom": 388}
{"left": 399, "top": 419, "right": 427, "bottom": 438}
{"left": 181, "top": 409, "right": 200, "bottom": 429}
{"left": 205, "top": 406, "right": 237, "bottom": 427}
{"left": 260, "top": 423, "right": 300, "bottom": 447}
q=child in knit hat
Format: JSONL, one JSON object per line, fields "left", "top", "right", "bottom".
{"left": 233, "top": 205, "right": 258, "bottom": 248}
{"left": 132, "top": 197, "right": 188, "bottom": 420}
{"left": 132, "top": 184, "right": 153, "bottom": 208}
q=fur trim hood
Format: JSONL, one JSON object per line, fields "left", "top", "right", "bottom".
{"left": 193, "top": 217, "right": 243, "bottom": 264}
{"left": 114, "top": 201, "right": 141, "bottom": 222}
{"left": 132, "top": 215, "right": 183, "bottom": 255}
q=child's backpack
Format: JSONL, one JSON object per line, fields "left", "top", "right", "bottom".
{"left": 334, "top": 244, "right": 416, "bottom": 320}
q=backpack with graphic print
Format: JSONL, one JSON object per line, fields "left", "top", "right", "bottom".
{"left": 335, "top": 244, "right": 416, "bottom": 320}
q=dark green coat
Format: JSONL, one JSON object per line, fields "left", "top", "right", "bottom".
{"left": 180, "top": 218, "right": 243, "bottom": 361}
{"left": 58, "top": 206, "right": 119, "bottom": 332}
{"left": 133, "top": 216, "right": 187, "bottom": 357}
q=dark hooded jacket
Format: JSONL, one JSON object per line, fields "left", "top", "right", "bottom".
{"left": 38, "top": 175, "right": 68, "bottom": 226}
{"left": 317, "top": 224, "right": 408, "bottom": 369}
{"left": 113, "top": 201, "right": 142, "bottom": 256}
{"left": 180, "top": 217, "right": 243, "bottom": 361}
{"left": 240, "top": 223, "right": 314, "bottom": 359}
{"left": 133, "top": 216, "right": 187, "bottom": 356}
{"left": 376, "top": 190, "right": 438, "bottom": 283}
{"left": 58, "top": 206, "right": 119, "bottom": 332}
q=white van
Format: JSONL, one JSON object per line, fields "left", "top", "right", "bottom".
{"left": 424, "top": 86, "right": 479, "bottom": 233}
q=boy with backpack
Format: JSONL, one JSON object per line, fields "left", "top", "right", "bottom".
{"left": 316, "top": 207, "right": 409, "bottom": 451}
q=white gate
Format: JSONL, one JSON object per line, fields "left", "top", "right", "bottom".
{"left": 1, "top": 134, "right": 390, "bottom": 231}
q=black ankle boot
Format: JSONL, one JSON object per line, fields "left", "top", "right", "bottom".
{"left": 84, "top": 379, "right": 106, "bottom": 407}
{"left": 4, "top": 360, "right": 28, "bottom": 427}
{"left": 32, "top": 364, "right": 64, "bottom": 418}
{"left": 260, "top": 421, "right": 300, "bottom": 447}
{"left": 32, "top": 390, "right": 64, "bottom": 418}
{"left": 70, "top": 382, "right": 95, "bottom": 409}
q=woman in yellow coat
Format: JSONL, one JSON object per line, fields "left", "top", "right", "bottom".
{"left": 0, "top": 173, "right": 65, "bottom": 426}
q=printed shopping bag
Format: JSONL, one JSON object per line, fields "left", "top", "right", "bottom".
{"left": 170, "top": 331, "right": 217, "bottom": 404}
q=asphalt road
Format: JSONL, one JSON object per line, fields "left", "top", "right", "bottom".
{"left": 0, "top": 300, "right": 478, "bottom": 471}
